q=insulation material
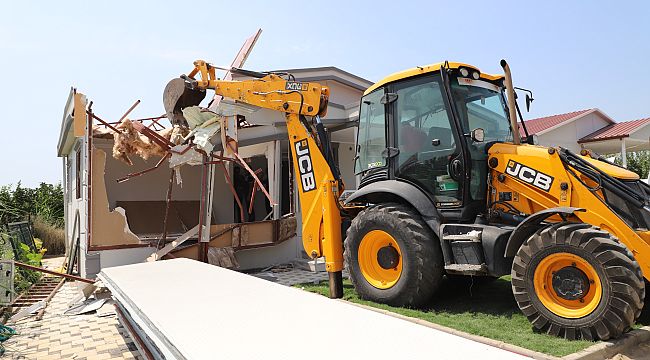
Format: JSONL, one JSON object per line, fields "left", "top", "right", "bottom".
{"left": 207, "top": 247, "right": 239, "bottom": 268}
{"left": 91, "top": 149, "right": 141, "bottom": 246}
{"left": 182, "top": 106, "right": 222, "bottom": 153}
{"left": 111, "top": 119, "right": 188, "bottom": 165}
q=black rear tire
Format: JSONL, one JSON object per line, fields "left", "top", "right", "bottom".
{"left": 512, "top": 222, "right": 645, "bottom": 340}
{"left": 345, "top": 203, "right": 443, "bottom": 307}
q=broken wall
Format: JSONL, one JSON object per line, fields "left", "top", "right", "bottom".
{"left": 96, "top": 139, "right": 237, "bottom": 238}
{"left": 167, "top": 216, "right": 297, "bottom": 270}
{"left": 91, "top": 148, "right": 141, "bottom": 247}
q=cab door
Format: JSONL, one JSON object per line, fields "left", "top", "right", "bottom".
{"left": 392, "top": 75, "right": 464, "bottom": 208}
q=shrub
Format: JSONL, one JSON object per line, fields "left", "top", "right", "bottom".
{"left": 33, "top": 216, "right": 65, "bottom": 255}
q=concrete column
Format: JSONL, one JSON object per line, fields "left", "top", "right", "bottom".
{"left": 266, "top": 141, "right": 282, "bottom": 220}
{"left": 621, "top": 139, "right": 627, "bottom": 168}
{"left": 273, "top": 140, "right": 281, "bottom": 219}
{"left": 198, "top": 162, "right": 216, "bottom": 263}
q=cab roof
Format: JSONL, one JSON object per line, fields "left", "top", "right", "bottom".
{"left": 364, "top": 62, "right": 505, "bottom": 96}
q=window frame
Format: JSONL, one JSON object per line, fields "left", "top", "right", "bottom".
{"left": 354, "top": 87, "right": 388, "bottom": 175}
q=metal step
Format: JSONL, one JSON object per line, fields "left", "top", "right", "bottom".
{"left": 442, "top": 233, "right": 482, "bottom": 242}
{"left": 444, "top": 263, "right": 487, "bottom": 275}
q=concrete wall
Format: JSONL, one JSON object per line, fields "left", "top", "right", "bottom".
{"left": 94, "top": 139, "right": 202, "bottom": 207}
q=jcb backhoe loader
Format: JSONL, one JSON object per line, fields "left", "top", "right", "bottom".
{"left": 165, "top": 59, "right": 649, "bottom": 341}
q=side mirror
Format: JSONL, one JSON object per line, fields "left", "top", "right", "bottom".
{"left": 525, "top": 94, "right": 534, "bottom": 112}
{"left": 523, "top": 134, "right": 538, "bottom": 145}
{"left": 471, "top": 128, "right": 485, "bottom": 143}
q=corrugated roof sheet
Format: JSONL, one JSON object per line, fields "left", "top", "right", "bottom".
{"left": 519, "top": 109, "right": 593, "bottom": 136}
{"left": 579, "top": 117, "right": 650, "bottom": 143}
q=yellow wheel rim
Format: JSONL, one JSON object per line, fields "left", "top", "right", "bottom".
{"left": 358, "top": 230, "right": 402, "bottom": 289}
{"left": 533, "top": 252, "right": 602, "bottom": 318}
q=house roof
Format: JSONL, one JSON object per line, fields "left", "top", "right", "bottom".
{"left": 268, "top": 66, "right": 373, "bottom": 92}
{"left": 519, "top": 109, "right": 595, "bottom": 136}
{"left": 578, "top": 117, "right": 650, "bottom": 143}
{"left": 57, "top": 88, "right": 76, "bottom": 157}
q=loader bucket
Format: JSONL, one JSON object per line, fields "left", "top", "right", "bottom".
{"left": 163, "top": 78, "right": 206, "bottom": 126}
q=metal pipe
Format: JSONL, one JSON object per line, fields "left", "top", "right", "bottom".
{"left": 328, "top": 271, "right": 344, "bottom": 299}
{"left": 14, "top": 261, "right": 95, "bottom": 284}
{"left": 117, "top": 99, "right": 141, "bottom": 125}
{"left": 218, "top": 161, "right": 246, "bottom": 223}
{"left": 116, "top": 153, "right": 170, "bottom": 183}
{"left": 160, "top": 169, "right": 175, "bottom": 248}
{"left": 500, "top": 59, "right": 521, "bottom": 145}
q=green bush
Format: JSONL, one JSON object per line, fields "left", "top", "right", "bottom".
{"left": 14, "top": 243, "right": 44, "bottom": 292}
{"left": 608, "top": 150, "right": 650, "bottom": 179}
{"left": 0, "top": 182, "right": 66, "bottom": 255}
{"left": 33, "top": 216, "right": 65, "bottom": 255}
{"left": 0, "top": 230, "right": 44, "bottom": 293}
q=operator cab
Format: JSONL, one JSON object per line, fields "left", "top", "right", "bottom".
{"left": 355, "top": 63, "right": 512, "bottom": 221}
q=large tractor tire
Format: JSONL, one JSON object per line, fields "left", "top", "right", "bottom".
{"left": 512, "top": 222, "right": 645, "bottom": 340}
{"left": 344, "top": 203, "right": 443, "bottom": 307}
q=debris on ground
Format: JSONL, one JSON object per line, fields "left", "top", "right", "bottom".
{"left": 64, "top": 280, "right": 113, "bottom": 316}
{"left": 9, "top": 300, "right": 45, "bottom": 322}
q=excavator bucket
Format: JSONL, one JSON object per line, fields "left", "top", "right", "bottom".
{"left": 163, "top": 78, "right": 206, "bottom": 126}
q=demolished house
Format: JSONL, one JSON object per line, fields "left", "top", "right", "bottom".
{"left": 56, "top": 65, "right": 371, "bottom": 278}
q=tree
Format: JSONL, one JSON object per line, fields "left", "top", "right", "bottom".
{"left": 608, "top": 150, "right": 650, "bottom": 179}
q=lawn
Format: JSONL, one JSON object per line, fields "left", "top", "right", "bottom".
{"left": 298, "top": 276, "right": 650, "bottom": 357}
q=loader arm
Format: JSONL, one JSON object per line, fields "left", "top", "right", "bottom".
{"left": 177, "top": 60, "right": 345, "bottom": 296}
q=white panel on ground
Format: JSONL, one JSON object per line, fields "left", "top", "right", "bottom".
{"left": 99, "top": 259, "right": 528, "bottom": 360}
{"left": 100, "top": 247, "right": 156, "bottom": 269}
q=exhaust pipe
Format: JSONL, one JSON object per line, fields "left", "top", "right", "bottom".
{"left": 500, "top": 59, "right": 521, "bottom": 145}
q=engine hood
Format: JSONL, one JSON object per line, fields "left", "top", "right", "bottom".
{"left": 581, "top": 156, "right": 640, "bottom": 180}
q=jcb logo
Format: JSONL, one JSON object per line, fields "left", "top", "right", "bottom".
{"left": 295, "top": 139, "right": 316, "bottom": 192}
{"left": 505, "top": 160, "right": 554, "bottom": 192}
{"left": 285, "top": 81, "right": 309, "bottom": 91}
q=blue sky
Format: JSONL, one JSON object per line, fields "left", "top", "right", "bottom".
{"left": 1, "top": 1, "right": 649, "bottom": 187}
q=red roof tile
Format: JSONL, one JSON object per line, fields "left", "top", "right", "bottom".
{"left": 578, "top": 118, "right": 650, "bottom": 143}
{"left": 519, "top": 109, "right": 593, "bottom": 136}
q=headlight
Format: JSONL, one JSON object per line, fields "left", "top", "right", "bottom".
{"left": 460, "top": 68, "right": 469, "bottom": 77}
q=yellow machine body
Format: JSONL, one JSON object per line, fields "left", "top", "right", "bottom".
{"left": 488, "top": 143, "right": 650, "bottom": 279}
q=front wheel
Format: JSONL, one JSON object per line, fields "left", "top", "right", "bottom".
{"left": 345, "top": 203, "right": 443, "bottom": 307}
{"left": 512, "top": 222, "right": 645, "bottom": 340}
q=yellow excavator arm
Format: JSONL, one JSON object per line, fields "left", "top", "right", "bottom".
{"left": 175, "top": 60, "right": 345, "bottom": 295}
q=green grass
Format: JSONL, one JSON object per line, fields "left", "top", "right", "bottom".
{"left": 297, "top": 277, "right": 650, "bottom": 357}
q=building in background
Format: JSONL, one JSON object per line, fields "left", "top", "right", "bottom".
{"left": 521, "top": 109, "right": 650, "bottom": 176}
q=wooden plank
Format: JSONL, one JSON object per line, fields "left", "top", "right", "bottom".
{"left": 146, "top": 225, "right": 200, "bottom": 262}
{"left": 73, "top": 93, "right": 87, "bottom": 137}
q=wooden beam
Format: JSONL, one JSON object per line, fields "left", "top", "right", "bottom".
{"left": 146, "top": 225, "right": 200, "bottom": 262}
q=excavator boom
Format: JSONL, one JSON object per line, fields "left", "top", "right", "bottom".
{"left": 164, "top": 60, "right": 345, "bottom": 297}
